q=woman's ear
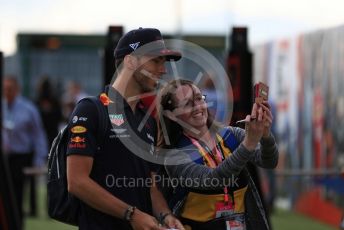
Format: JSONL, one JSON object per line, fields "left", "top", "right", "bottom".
{"left": 124, "top": 55, "right": 138, "bottom": 70}
{"left": 163, "top": 110, "right": 178, "bottom": 122}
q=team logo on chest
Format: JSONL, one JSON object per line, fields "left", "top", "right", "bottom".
{"left": 109, "top": 114, "right": 125, "bottom": 126}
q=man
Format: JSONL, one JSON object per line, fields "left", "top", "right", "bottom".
{"left": 66, "top": 28, "right": 184, "bottom": 230}
{"left": 2, "top": 76, "right": 48, "bottom": 227}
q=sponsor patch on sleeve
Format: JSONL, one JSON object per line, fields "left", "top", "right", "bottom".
{"left": 71, "top": 126, "right": 87, "bottom": 134}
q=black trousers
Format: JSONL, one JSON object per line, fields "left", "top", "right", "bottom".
{"left": 7, "top": 152, "right": 34, "bottom": 225}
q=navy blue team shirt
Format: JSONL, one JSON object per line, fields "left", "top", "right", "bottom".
{"left": 66, "top": 86, "right": 158, "bottom": 230}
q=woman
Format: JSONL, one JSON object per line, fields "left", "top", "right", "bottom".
{"left": 157, "top": 79, "right": 278, "bottom": 230}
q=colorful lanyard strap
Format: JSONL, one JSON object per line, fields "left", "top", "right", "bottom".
{"left": 185, "top": 133, "right": 223, "bottom": 168}
{"left": 185, "top": 133, "right": 235, "bottom": 205}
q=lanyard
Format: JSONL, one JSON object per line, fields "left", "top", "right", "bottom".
{"left": 185, "top": 133, "right": 234, "bottom": 205}
{"left": 186, "top": 134, "right": 223, "bottom": 168}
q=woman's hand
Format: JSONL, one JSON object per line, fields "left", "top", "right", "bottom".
{"left": 242, "top": 103, "right": 265, "bottom": 151}
{"left": 164, "top": 214, "right": 185, "bottom": 230}
{"left": 242, "top": 101, "right": 274, "bottom": 151}
{"left": 130, "top": 209, "right": 165, "bottom": 230}
{"left": 259, "top": 101, "right": 273, "bottom": 138}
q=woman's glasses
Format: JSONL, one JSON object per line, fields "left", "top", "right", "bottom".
{"left": 175, "top": 94, "right": 207, "bottom": 110}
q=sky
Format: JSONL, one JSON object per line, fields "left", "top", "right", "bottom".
{"left": 1, "top": 0, "right": 344, "bottom": 56}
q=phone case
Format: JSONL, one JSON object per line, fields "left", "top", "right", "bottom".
{"left": 253, "top": 82, "right": 269, "bottom": 103}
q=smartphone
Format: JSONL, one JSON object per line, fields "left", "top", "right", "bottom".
{"left": 253, "top": 82, "right": 269, "bottom": 103}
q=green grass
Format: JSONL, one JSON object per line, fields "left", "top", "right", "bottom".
{"left": 23, "top": 182, "right": 337, "bottom": 230}
{"left": 25, "top": 218, "right": 76, "bottom": 230}
{"left": 23, "top": 179, "right": 77, "bottom": 230}
{"left": 271, "top": 209, "right": 336, "bottom": 230}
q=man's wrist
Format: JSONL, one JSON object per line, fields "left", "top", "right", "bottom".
{"left": 159, "top": 212, "right": 173, "bottom": 225}
{"left": 124, "top": 205, "right": 136, "bottom": 221}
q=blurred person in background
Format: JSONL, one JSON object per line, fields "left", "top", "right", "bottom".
{"left": 61, "top": 81, "right": 88, "bottom": 126}
{"left": 36, "top": 76, "right": 63, "bottom": 146}
{"left": 2, "top": 75, "right": 48, "bottom": 227}
{"left": 32, "top": 76, "right": 62, "bottom": 217}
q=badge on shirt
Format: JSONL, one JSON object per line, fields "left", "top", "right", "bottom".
{"left": 72, "top": 116, "right": 88, "bottom": 123}
{"left": 70, "top": 136, "right": 85, "bottom": 143}
{"left": 71, "top": 126, "right": 87, "bottom": 134}
{"left": 225, "top": 219, "right": 245, "bottom": 230}
{"left": 215, "top": 201, "right": 235, "bottom": 218}
{"left": 69, "top": 136, "right": 86, "bottom": 149}
{"left": 109, "top": 114, "right": 124, "bottom": 126}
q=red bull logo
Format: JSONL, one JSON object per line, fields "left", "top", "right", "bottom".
{"left": 69, "top": 136, "right": 86, "bottom": 149}
{"left": 70, "top": 136, "right": 85, "bottom": 143}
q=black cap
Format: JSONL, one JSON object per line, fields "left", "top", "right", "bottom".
{"left": 114, "top": 28, "right": 181, "bottom": 61}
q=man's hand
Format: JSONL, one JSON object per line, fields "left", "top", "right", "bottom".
{"left": 149, "top": 172, "right": 183, "bottom": 229}
{"left": 163, "top": 214, "right": 185, "bottom": 230}
{"left": 130, "top": 209, "right": 166, "bottom": 230}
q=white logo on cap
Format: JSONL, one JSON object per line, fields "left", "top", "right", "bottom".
{"left": 129, "top": 42, "right": 140, "bottom": 50}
